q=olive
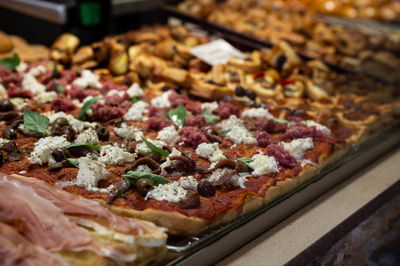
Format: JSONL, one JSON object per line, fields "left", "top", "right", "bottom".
{"left": 51, "top": 124, "right": 64, "bottom": 136}
{"left": 0, "top": 100, "right": 14, "bottom": 112}
{"left": 96, "top": 126, "right": 109, "bottom": 141}
{"left": 246, "top": 90, "right": 257, "bottom": 100}
{"left": 2, "top": 127, "right": 17, "bottom": 139}
{"left": 235, "top": 85, "right": 247, "bottom": 97}
{"left": 63, "top": 126, "right": 76, "bottom": 141}
{"left": 236, "top": 160, "right": 249, "bottom": 173}
{"left": 197, "top": 181, "right": 216, "bottom": 198}
{"left": 275, "top": 54, "right": 287, "bottom": 72}
{"left": 51, "top": 148, "right": 65, "bottom": 162}
{"left": 54, "top": 117, "right": 69, "bottom": 127}
{"left": 136, "top": 178, "right": 154, "bottom": 197}
{"left": 0, "top": 152, "right": 3, "bottom": 167}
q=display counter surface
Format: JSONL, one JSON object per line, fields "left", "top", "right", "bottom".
{"left": 217, "top": 146, "right": 400, "bottom": 266}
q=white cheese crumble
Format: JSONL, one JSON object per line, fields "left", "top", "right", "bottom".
{"left": 113, "top": 123, "right": 143, "bottom": 141}
{"left": 10, "top": 98, "right": 27, "bottom": 111}
{"left": 99, "top": 144, "right": 136, "bottom": 165}
{"left": 136, "top": 165, "right": 152, "bottom": 172}
{"left": 76, "top": 128, "right": 99, "bottom": 144}
{"left": 145, "top": 176, "right": 197, "bottom": 203}
{"left": 226, "top": 125, "right": 256, "bottom": 145}
{"left": 75, "top": 155, "right": 109, "bottom": 191}
{"left": 196, "top": 142, "right": 225, "bottom": 169}
{"left": 230, "top": 173, "right": 251, "bottom": 188}
{"left": 150, "top": 90, "right": 172, "bottom": 108}
{"left": 160, "top": 148, "right": 182, "bottom": 170}
{"left": 302, "top": 120, "right": 331, "bottom": 135}
{"left": 136, "top": 139, "right": 167, "bottom": 156}
{"left": 241, "top": 107, "right": 275, "bottom": 120}
{"left": 281, "top": 138, "right": 314, "bottom": 161}
{"left": 126, "top": 83, "right": 144, "bottom": 97}
{"left": 206, "top": 168, "right": 230, "bottom": 183}
{"left": 157, "top": 126, "right": 180, "bottom": 144}
{"left": 124, "top": 101, "right": 149, "bottom": 121}
{"left": 35, "top": 91, "right": 57, "bottom": 103}
{"left": 16, "top": 62, "right": 28, "bottom": 73}
{"left": 27, "top": 65, "right": 47, "bottom": 77}
{"left": 217, "top": 115, "right": 244, "bottom": 132}
{"left": 0, "top": 138, "right": 10, "bottom": 146}
{"left": 201, "top": 101, "right": 218, "bottom": 113}
{"left": 106, "top": 89, "right": 126, "bottom": 98}
{"left": 73, "top": 69, "right": 102, "bottom": 89}
{"left": 249, "top": 154, "right": 279, "bottom": 176}
{"left": 22, "top": 73, "right": 46, "bottom": 96}
{"left": 46, "top": 111, "right": 96, "bottom": 133}
{"left": 29, "top": 136, "right": 70, "bottom": 165}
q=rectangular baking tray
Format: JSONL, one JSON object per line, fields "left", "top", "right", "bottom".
{"left": 159, "top": 1, "right": 400, "bottom": 80}
{"left": 155, "top": 126, "right": 400, "bottom": 265}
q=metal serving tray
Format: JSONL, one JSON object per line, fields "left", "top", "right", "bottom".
{"left": 159, "top": 1, "right": 400, "bottom": 81}
{"left": 157, "top": 126, "right": 400, "bottom": 265}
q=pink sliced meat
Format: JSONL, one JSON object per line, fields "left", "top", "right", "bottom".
{"left": 216, "top": 102, "right": 239, "bottom": 119}
{"left": 255, "top": 131, "right": 274, "bottom": 147}
{"left": 282, "top": 123, "right": 324, "bottom": 140}
{"left": 185, "top": 115, "right": 207, "bottom": 128}
{"left": 51, "top": 95, "right": 76, "bottom": 112}
{"left": 148, "top": 117, "right": 174, "bottom": 130}
{"left": 91, "top": 102, "right": 125, "bottom": 122}
{"left": 267, "top": 143, "right": 297, "bottom": 168}
{"left": 67, "top": 84, "right": 99, "bottom": 101}
{"left": 179, "top": 126, "right": 208, "bottom": 147}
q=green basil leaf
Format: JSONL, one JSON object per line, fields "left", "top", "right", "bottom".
{"left": 141, "top": 137, "right": 169, "bottom": 158}
{"left": 220, "top": 130, "right": 230, "bottom": 137}
{"left": 249, "top": 131, "right": 255, "bottom": 136}
{"left": 55, "top": 82, "right": 64, "bottom": 94}
{"left": 237, "top": 158, "right": 254, "bottom": 169}
{"left": 0, "top": 53, "right": 20, "bottom": 70}
{"left": 66, "top": 143, "right": 102, "bottom": 152}
{"left": 66, "top": 158, "right": 79, "bottom": 168}
{"left": 78, "top": 98, "right": 98, "bottom": 121}
{"left": 23, "top": 109, "right": 49, "bottom": 134}
{"left": 202, "top": 110, "right": 220, "bottom": 124}
{"left": 272, "top": 117, "right": 295, "bottom": 126}
{"left": 128, "top": 96, "right": 140, "bottom": 103}
{"left": 52, "top": 63, "right": 59, "bottom": 78}
{"left": 123, "top": 171, "right": 170, "bottom": 186}
{"left": 167, "top": 104, "right": 186, "bottom": 128}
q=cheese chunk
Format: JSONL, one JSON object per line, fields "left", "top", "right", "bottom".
{"left": 150, "top": 90, "right": 172, "bottom": 108}
{"left": 126, "top": 83, "right": 144, "bottom": 97}
{"left": 76, "top": 128, "right": 99, "bottom": 144}
{"left": 124, "top": 101, "right": 149, "bottom": 121}
{"left": 76, "top": 155, "right": 109, "bottom": 191}
{"left": 302, "top": 120, "right": 331, "bottom": 135}
{"left": 136, "top": 139, "right": 166, "bottom": 156}
{"left": 226, "top": 125, "right": 256, "bottom": 145}
{"left": 35, "top": 91, "right": 57, "bottom": 103}
{"left": 47, "top": 111, "right": 96, "bottom": 133}
{"left": 249, "top": 154, "right": 279, "bottom": 176}
{"left": 73, "top": 69, "right": 102, "bottom": 89}
{"left": 282, "top": 138, "right": 314, "bottom": 161}
{"left": 145, "top": 176, "right": 197, "bottom": 203}
{"left": 99, "top": 145, "right": 136, "bottom": 165}
{"left": 160, "top": 148, "right": 182, "bottom": 170}
{"left": 201, "top": 101, "right": 218, "bottom": 113}
{"left": 29, "top": 136, "right": 70, "bottom": 165}
{"left": 27, "top": 65, "right": 46, "bottom": 77}
{"left": 157, "top": 126, "right": 179, "bottom": 144}
{"left": 206, "top": 168, "right": 230, "bottom": 183}
{"left": 196, "top": 142, "right": 225, "bottom": 168}
{"left": 217, "top": 115, "right": 244, "bottom": 132}
{"left": 22, "top": 73, "right": 46, "bottom": 96}
{"left": 114, "top": 123, "right": 143, "bottom": 141}
{"left": 241, "top": 107, "right": 274, "bottom": 120}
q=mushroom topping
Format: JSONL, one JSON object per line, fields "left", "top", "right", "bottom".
{"left": 126, "top": 157, "right": 161, "bottom": 175}
{"left": 236, "top": 159, "right": 249, "bottom": 173}
{"left": 164, "top": 155, "right": 195, "bottom": 174}
{"left": 54, "top": 117, "right": 69, "bottom": 127}
{"left": 107, "top": 178, "right": 131, "bottom": 204}
{"left": 63, "top": 126, "right": 77, "bottom": 142}
{"left": 136, "top": 178, "right": 154, "bottom": 197}
{"left": 209, "top": 159, "right": 238, "bottom": 172}
{"left": 0, "top": 141, "right": 22, "bottom": 162}
{"left": 67, "top": 144, "right": 97, "bottom": 157}
{"left": 179, "top": 190, "right": 200, "bottom": 209}
{"left": 0, "top": 111, "right": 20, "bottom": 122}
{"left": 197, "top": 181, "right": 216, "bottom": 198}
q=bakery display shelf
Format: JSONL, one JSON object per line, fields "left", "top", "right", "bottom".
{"left": 149, "top": 126, "right": 400, "bottom": 265}
{"left": 158, "top": 1, "right": 397, "bottom": 81}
